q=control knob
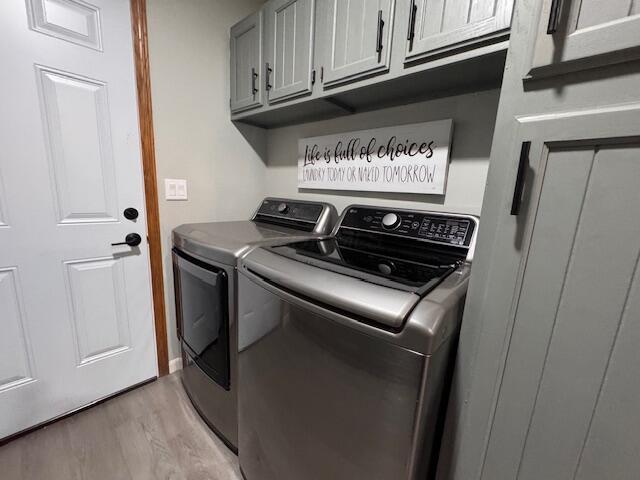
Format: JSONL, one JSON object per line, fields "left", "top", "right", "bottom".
{"left": 381, "top": 212, "right": 401, "bottom": 230}
{"left": 378, "top": 261, "right": 394, "bottom": 276}
{"left": 277, "top": 203, "right": 289, "bottom": 214}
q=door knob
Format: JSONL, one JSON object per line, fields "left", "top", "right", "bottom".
{"left": 111, "top": 233, "right": 142, "bottom": 247}
{"left": 123, "top": 207, "right": 139, "bottom": 220}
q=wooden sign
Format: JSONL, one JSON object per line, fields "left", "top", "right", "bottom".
{"left": 298, "top": 120, "right": 453, "bottom": 195}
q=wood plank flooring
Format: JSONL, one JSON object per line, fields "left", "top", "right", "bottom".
{"left": 0, "top": 373, "right": 242, "bottom": 480}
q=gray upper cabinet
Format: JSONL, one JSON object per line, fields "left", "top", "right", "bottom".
{"left": 405, "top": 0, "right": 513, "bottom": 63}
{"left": 230, "top": 11, "right": 263, "bottom": 113}
{"left": 264, "top": 0, "right": 315, "bottom": 104}
{"left": 317, "top": 0, "right": 395, "bottom": 87}
{"left": 530, "top": 0, "right": 640, "bottom": 76}
{"left": 229, "top": 0, "right": 514, "bottom": 124}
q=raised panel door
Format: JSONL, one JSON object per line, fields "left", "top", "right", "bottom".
{"left": 0, "top": 0, "right": 157, "bottom": 439}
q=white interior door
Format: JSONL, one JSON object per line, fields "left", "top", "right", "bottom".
{"left": 0, "top": 0, "right": 157, "bottom": 439}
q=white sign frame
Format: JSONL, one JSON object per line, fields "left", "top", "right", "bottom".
{"left": 298, "top": 120, "right": 453, "bottom": 195}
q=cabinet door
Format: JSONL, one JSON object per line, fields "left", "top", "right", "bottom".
{"left": 479, "top": 105, "right": 640, "bottom": 480}
{"left": 318, "top": 0, "right": 395, "bottom": 87}
{"left": 405, "top": 0, "right": 513, "bottom": 63}
{"left": 531, "top": 0, "right": 640, "bottom": 76}
{"left": 264, "top": 0, "right": 315, "bottom": 104}
{"left": 230, "top": 11, "right": 263, "bottom": 113}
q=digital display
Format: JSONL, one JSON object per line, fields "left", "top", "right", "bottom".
{"left": 418, "top": 218, "right": 470, "bottom": 246}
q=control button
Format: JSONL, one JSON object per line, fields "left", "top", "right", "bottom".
{"left": 378, "top": 261, "right": 394, "bottom": 275}
{"left": 364, "top": 215, "right": 373, "bottom": 223}
{"left": 411, "top": 221, "right": 420, "bottom": 229}
{"left": 381, "top": 213, "right": 401, "bottom": 230}
{"left": 277, "top": 203, "right": 289, "bottom": 214}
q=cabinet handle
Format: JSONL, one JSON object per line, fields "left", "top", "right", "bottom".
{"left": 251, "top": 67, "right": 258, "bottom": 95}
{"left": 546, "top": 0, "right": 561, "bottom": 34}
{"left": 407, "top": 0, "right": 417, "bottom": 43}
{"left": 510, "top": 142, "right": 531, "bottom": 216}
{"left": 265, "top": 62, "right": 273, "bottom": 91}
{"left": 376, "top": 10, "right": 385, "bottom": 55}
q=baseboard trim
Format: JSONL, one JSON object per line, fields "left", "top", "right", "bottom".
{"left": 169, "top": 357, "right": 183, "bottom": 373}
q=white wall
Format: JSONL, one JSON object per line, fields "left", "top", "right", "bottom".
{"left": 147, "top": 0, "right": 267, "bottom": 362}
{"left": 264, "top": 89, "right": 500, "bottom": 216}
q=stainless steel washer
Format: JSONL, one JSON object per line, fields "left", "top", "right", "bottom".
{"left": 172, "top": 198, "right": 337, "bottom": 452}
{"left": 237, "top": 205, "right": 478, "bottom": 479}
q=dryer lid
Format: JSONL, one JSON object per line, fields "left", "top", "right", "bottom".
{"left": 172, "top": 198, "right": 337, "bottom": 265}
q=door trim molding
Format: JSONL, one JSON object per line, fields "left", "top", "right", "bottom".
{"left": 130, "top": 0, "right": 169, "bottom": 376}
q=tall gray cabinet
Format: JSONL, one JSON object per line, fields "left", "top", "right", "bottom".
{"left": 439, "top": 1, "right": 640, "bottom": 480}
{"left": 481, "top": 107, "right": 640, "bottom": 480}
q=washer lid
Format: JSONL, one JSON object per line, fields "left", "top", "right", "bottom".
{"left": 241, "top": 247, "right": 423, "bottom": 330}
{"left": 266, "top": 234, "right": 461, "bottom": 295}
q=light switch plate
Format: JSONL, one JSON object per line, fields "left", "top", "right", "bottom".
{"left": 165, "top": 178, "right": 188, "bottom": 200}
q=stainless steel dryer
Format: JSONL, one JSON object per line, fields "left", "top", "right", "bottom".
{"left": 237, "top": 205, "right": 478, "bottom": 480}
{"left": 172, "top": 198, "right": 337, "bottom": 452}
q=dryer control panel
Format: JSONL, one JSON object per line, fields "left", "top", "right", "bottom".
{"left": 252, "top": 198, "right": 337, "bottom": 234}
{"left": 339, "top": 206, "right": 477, "bottom": 248}
{"left": 255, "top": 198, "right": 324, "bottom": 222}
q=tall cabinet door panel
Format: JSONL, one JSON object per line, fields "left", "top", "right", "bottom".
{"left": 230, "top": 11, "right": 263, "bottom": 113}
{"left": 405, "top": 0, "right": 513, "bottom": 63}
{"left": 531, "top": 0, "right": 640, "bottom": 76}
{"left": 480, "top": 104, "right": 640, "bottom": 480}
{"left": 264, "top": 0, "right": 315, "bottom": 104}
{"left": 319, "top": 0, "right": 395, "bottom": 87}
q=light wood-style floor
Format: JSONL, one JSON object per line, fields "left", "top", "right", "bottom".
{"left": 0, "top": 373, "right": 241, "bottom": 480}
